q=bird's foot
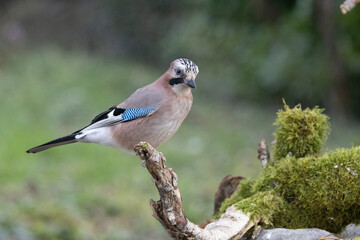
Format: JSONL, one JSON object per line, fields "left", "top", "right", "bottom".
{"left": 159, "top": 152, "right": 167, "bottom": 161}
{"left": 168, "top": 168, "right": 178, "bottom": 182}
{"left": 151, "top": 176, "right": 156, "bottom": 182}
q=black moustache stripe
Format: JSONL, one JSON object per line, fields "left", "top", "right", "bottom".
{"left": 169, "top": 78, "right": 184, "bottom": 85}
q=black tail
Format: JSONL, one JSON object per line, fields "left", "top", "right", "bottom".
{"left": 26, "top": 134, "right": 77, "bottom": 154}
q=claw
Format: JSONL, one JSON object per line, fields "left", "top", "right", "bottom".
{"left": 159, "top": 152, "right": 167, "bottom": 161}
{"left": 169, "top": 168, "right": 178, "bottom": 182}
{"left": 141, "top": 160, "right": 146, "bottom": 168}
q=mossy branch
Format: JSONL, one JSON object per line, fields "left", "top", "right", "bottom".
{"left": 217, "top": 104, "right": 360, "bottom": 234}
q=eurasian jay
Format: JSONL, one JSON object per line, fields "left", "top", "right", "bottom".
{"left": 27, "top": 58, "right": 199, "bottom": 154}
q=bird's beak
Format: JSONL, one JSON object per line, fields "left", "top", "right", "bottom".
{"left": 184, "top": 79, "right": 196, "bottom": 89}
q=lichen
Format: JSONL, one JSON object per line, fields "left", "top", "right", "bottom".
{"left": 217, "top": 104, "right": 360, "bottom": 233}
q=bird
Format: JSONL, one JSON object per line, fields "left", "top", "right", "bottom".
{"left": 26, "top": 58, "right": 199, "bottom": 154}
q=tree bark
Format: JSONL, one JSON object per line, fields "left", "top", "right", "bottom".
{"left": 213, "top": 175, "right": 244, "bottom": 216}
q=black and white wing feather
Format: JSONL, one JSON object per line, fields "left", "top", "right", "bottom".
{"left": 77, "top": 106, "right": 157, "bottom": 132}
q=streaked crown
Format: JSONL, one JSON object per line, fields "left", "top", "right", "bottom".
{"left": 178, "top": 58, "right": 199, "bottom": 74}
{"left": 173, "top": 58, "right": 199, "bottom": 76}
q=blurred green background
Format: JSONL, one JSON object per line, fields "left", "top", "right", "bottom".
{"left": 1, "top": 0, "right": 360, "bottom": 239}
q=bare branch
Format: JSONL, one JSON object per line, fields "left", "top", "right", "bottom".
{"left": 252, "top": 225, "right": 263, "bottom": 239}
{"left": 134, "top": 142, "right": 254, "bottom": 240}
{"left": 258, "top": 139, "right": 270, "bottom": 169}
{"left": 340, "top": 0, "right": 360, "bottom": 14}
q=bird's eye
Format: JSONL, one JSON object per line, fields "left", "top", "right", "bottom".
{"left": 176, "top": 69, "right": 181, "bottom": 75}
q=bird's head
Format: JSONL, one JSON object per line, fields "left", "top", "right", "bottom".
{"left": 167, "top": 58, "right": 199, "bottom": 93}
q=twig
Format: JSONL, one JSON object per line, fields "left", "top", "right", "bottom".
{"left": 134, "top": 142, "right": 253, "bottom": 240}
{"left": 251, "top": 225, "right": 262, "bottom": 239}
{"left": 258, "top": 139, "right": 270, "bottom": 169}
{"left": 340, "top": 0, "right": 360, "bottom": 14}
{"left": 316, "top": 234, "right": 342, "bottom": 240}
{"left": 232, "top": 220, "right": 256, "bottom": 240}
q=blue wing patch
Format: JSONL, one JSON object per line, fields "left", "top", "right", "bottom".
{"left": 77, "top": 106, "right": 157, "bottom": 133}
{"left": 121, "top": 107, "right": 157, "bottom": 122}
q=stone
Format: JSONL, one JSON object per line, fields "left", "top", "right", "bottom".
{"left": 255, "top": 228, "right": 337, "bottom": 240}
{"left": 339, "top": 224, "right": 360, "bottom": 240}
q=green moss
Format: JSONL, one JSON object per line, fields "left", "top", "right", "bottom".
{"left": 273, "top": 101, "right": 330, "bottom": 160}
{"left": 235, "top": 191, "right": 284, "bottom": 225}
{"left": 217, "top": 104, "right": 360, "bottom": 233}
{"left": 258, "top": 147, "right": 360, "bottom": 232}
{"left": 140, "top": 142, "right": 149, "bottom": 149}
